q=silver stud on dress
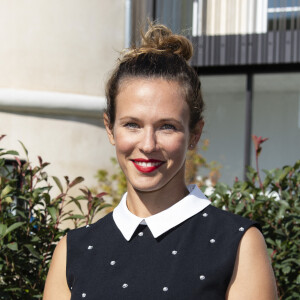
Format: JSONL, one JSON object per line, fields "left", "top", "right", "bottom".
{"left": 172, "top": 250, "right": 177, "bottom": 255}
{"left": 210, "top": 239, "right": 216, "bottom": 243}
{"left": 82, "top": 293, "right": 86, "bottom": 298}
{"left": 110, "top": 260, "right": 116, "bottom": 265}
{"left": 138, "top": 232, "right": 144, "bottom": 237}
{"left": 87, "top": 245, "right": 93, "bottom": 250}
{"left": 199, "top": 275, "right": 206, "bottom": 280}
{"left": 86, "top": 225, "right": 90, "bottom": 228}
{"left": 163, "top": 287, "right": 168, "bottom": 292}
{"left": 122, "top": 283, "right": 128, "bottom": 288}
{"left": 239, "top": 227, "right": 245, "bottom": 232}
{"left": 202, "top": 213, "right": 208, "bottom": 217}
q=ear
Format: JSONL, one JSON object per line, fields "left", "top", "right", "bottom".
{"left": 103, "top": 113, "right": 115, "bottom": 146}
{"left": 188, "top": 120, "right": 204, "bottom": 150}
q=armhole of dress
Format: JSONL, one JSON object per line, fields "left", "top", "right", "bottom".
{"left": 65, "top": 232, "right": 73, "bottom": 291}
{"left": 227, "top": 221, "right": 262, "bottom": 289}
{"left": 252, "top": 222, "right": 262, "bottom": 234}
{"left": 235, "top": 221, "right": 262, "bottom": 256}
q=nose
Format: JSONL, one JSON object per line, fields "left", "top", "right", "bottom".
{"left": 139, "top": 127, "right": 157, "bottom": 153}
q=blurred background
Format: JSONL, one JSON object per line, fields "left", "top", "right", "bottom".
{"left": 0, "top": 0, "right": 299, "bottom": 190}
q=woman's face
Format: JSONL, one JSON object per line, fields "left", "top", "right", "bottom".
{"left": 104, "top": 78, "right": 203, "bottom": 194}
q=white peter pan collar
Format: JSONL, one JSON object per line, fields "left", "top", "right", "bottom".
{"left": 113, "top": 184, "right": 211, "bottom": 241}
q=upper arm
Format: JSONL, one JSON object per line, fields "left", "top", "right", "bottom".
{"left": 43, "top": 235, "right": 71, "bottom": 300}
{"left": 226, "top": 227, "right": 278, "bottom": 300}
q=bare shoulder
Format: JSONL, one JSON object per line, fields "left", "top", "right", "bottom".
{"left": 226, "top": 227, "right": 278, "bottom": 300}
{"left": 43, "top": 235, "right": 71, "bottom": 300}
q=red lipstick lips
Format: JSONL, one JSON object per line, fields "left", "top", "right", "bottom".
{"left": 131, "top": 158, "right": 164, "bottom": 173}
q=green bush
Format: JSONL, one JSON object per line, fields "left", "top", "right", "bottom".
{"left": 207, "top": 136, "right": 299, "bottom": 300}
{"left": 209, "top": 161, "right": 299, "bottom": 299}
{"left": 0, "top": 136, "right": 108, "bottom": 299}
{"left": 1, "top": 134, "right": 299, "bottom": 299}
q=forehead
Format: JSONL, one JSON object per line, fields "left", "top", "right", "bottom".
{"left": 115, "top": 78, "right": 189, "bottom": 118}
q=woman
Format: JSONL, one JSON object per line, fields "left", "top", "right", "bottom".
{"left": 43, "top": 24, "right": 277, "bottom": 299}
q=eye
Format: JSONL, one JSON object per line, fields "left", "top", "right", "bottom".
{"left": 124, "top": 122, "right": 139, "bottom": 129}
{"left": 161, "top": 124, "right": 177, "bottom": 130}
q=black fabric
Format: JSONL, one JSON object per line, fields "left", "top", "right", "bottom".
{"left": 66, "top": 205, "right": 259, "bottom": 300}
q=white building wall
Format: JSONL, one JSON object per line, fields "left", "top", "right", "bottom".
{"left": 0, "top": 0, "right": 125, "bottom": 95}
{"left": 0, "top": 0, "right": 125, "bottom": 215}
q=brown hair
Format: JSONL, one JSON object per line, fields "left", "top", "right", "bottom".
{"left": 105, "top": 24, "right": 204, "bottom": 130}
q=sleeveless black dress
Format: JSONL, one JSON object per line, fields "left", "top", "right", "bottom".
{"left": 66, "top": 205, "right": 259, "bottom": 300}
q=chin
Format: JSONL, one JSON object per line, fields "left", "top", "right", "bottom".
{"left": 130, "top": 179, "right": 166, "bottom": 193}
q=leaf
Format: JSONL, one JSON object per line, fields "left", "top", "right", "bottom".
{"left": 18, "top": 140, "right": 28, "bottom": 156}
{"left": 0, "top": 159, "right": 5, "bottom": 168}
{"left": 234, "top": 201, "right": 245, "bottom": 214}
{"left": 3, "top": 222, "right": 25, "bottom": 238}
{"left": 282, "top": 266, "right": 291, "bottom": 274}
{"left": 24, "top": 244, "right": 41, "bottom": 259}
{"left": 79, "top": 188, "right": 88, "bottom": 196}
{"left": 7, "top": 242, "right": 18, "bottom": 251}
{"left": 52, "top": 176, "right": 63, "bottom": 193}
{"left": 40, "top": 171, "right": 48, "bottom": 180}
{"left": 69, "top": 176, "right": 84, "bottom": 188}
{"left": 276, "top": 200, "right": 290, "bottom": 219}
{"left": 14, "top": 156, "right": 22, "bottom": 166}
{"left": 42, "top": 162, "right": 50, "bottom": 168}
{"left": 240, "top": 182, "right": 248, "bottom": 192}
{"left": 47, "top": 207, "right": 57, "bottom": 222}
{"left": 279, "top": 166, "right": 292, "bottom": 182}
{"left": 64, "top": 176, "right": 70, "bottom": 186}
{"left": 0, "top": 185, "right": 13, "bottom": 198}
{"left": 73, "top": 195, "right": 86, "bottom": 201}
{"left": 63, "top": 214, "right": 86, "bottom": 220}
{"left": 55, "top": 193, "right": 67, "bottom": 200}
{"left": 96, "top": 192, "right": 108, "bottom": 198}
{"left": 69, "top": 198, "right": 83, "bottom": 214}
{"left": 38, "top": 155, "right": 43, "bottom": 166}
{"left": 3, "top": 196, "right": 13, "bottom": 204}
{"left": 31, "top": 236, "right": 40, "bottom": 242}
{"left": 15, "top": 209, "right": 26, "bottom": 219}
{"left": 282, "top": 258, "right": 300, "bottom": 266}
{"left": 0, "top": 224, "right": 7, "bottom": 237}
{"left": 3, "top": 150, "right": 19, "bottom": 156}
{"left": 96, "top": 203, "right": 111, "bottom": 213}
{"left": 43, "top": 193, "right": 51, "bottom": 204}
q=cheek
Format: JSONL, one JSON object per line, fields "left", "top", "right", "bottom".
{"left": 164, "top": 136, "right": 188, "bottom": 159}
{"left": 114, "top": 131, "right": 135, "bottom": 156}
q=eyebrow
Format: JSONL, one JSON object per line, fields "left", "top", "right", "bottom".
{"left": 119, "top": 116, "right": 140, "bottom": 122}
{"left": 119, "top": 116, "right": 184, "bottom": 125}
{"left": 158, "top": 118, "right": 183, "bottom": 125}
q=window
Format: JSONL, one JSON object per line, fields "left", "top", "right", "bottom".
{"left": 267, "top": 0, "right": 300, "bottom": 31}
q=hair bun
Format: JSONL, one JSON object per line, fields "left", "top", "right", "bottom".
{"left": 139, "top": 24, "right": 193, "bottom": 61}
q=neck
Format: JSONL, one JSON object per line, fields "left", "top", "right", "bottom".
{"left": 126, "top": 181, "right": 189, "bottom": 218}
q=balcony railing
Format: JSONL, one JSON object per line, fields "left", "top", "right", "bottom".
{"left": 131, "top": 0, "right": 300, "bottom": 69}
